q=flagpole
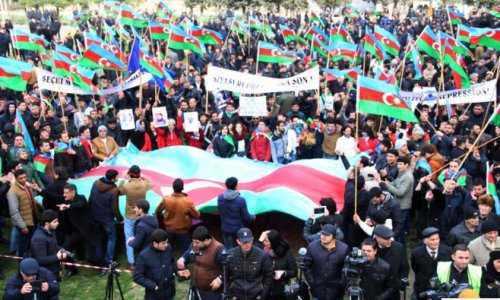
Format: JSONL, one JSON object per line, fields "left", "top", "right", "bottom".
{"left": 256, "top": 42, "right": 260, "bottom": 75}
{"left": 236, "top": 33, "right": 246, "bottom": 56}
{"left": 185, "top": 50, "right": 190, "bottom": 79}
{"left": 223, "top": 29, "right": 232, "bottom": 50}
{"left": 398, "top": 55, "right": 406, "bottom": 89}
{"left": 205, "top": 91, "right": 209, "bottom": 114}
{"left": 139, "top": 72, "right": 143, "bottom": 114}
{"left": 354, "top": 80, "right": 360, "bottom": 216}
{"left": 446, "top": 7, "right": 455, "bottom": 39}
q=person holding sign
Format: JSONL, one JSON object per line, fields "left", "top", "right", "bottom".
{"left": 154, "top": 113, "right": 184, "bottom": 148}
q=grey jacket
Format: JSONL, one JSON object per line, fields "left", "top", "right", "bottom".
{"left": 380, "top": 168, "right": 414, "bottom": 210}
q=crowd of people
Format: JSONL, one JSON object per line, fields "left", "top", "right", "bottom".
{"left": 0, "top": 1, "right": 499, "bottom": 300}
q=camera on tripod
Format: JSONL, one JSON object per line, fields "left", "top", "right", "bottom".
{"left": 220, "top": 251, "right": 234, "bottom": 265}
{"left": 418, "top": 278, "right": 471, "bottom": 299}
{"left": 342, "top": 247, "right": 368, "bottom": 299}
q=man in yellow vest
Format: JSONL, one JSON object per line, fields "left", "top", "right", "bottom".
{"left": 437, "top": 244, "right": 482, "bottom": 294}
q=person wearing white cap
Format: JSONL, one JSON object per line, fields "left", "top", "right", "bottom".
{"left": 91, "top": 125, "right": 120, "bottom": 163}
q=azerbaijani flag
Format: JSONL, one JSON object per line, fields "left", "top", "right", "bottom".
{"left": 329, "top": 40, "right": 358, "bottom": 62}
{"left": 447, "top": 7, "right": 463, "bottom": 25}
{"left": 416, "top": 25, "right": 441, "bottom": 60}
{"left": 279, "top": 25, "right": 307, "bottom": 46}
{"left": 71, "top": 10, "right": 91, "bottom": 26}
{"left": 470, "top": 27, "right": 500, "bottom": 50}
{"left": 407, "top": 42, "right": 423, "bottom": 80}
{"left": 15, "top": 109, "right": 34, "bottom": 153}
{"left": 330, "top": 24, "right": 353, "bottom": 44}
{"left": 70, "top": 64, "right": 97, "bottom": 92}
{"left": 249, "top": 16, "right": 263, "bottom": 31}
{"left": 312, "top": 36, "right": 330, "bottom": 58}
{"left": 230, "top": 18, "right": 250, "bottom": 37}
{"left": 439, "top": 31, "right": 474, "bottom": 58}
{"left": 305, "top": 25, "right": 328, "bottom": 43}
{"left": 310, "top": 9, "right": 325, "bottom": 27}
{"left": 34, "top": 154, "right": 51, "bottom": 173}
{"left": 191, "top": 26, "right": 222, "bottom": 45}
{"left": 140, "top": 50, "right": 165, "bottom": 78}
{"left": 364, "top": 26, "right": 386, "bottom": 61}
{"left": 149, "top": 21, "right": 170, "bottom": 40}
{"left": 257, "top": 41, "right": 296, "bottom": 64}
{"left": 120, "top": 3, "right": 148, "bottom": 28}
{"left": 262, "top": 18, "right": 275, "bottom": 39}
{"left": 11, "top": 27, "right": 48, "bottom": 53}
{"left": 490, "top": 8, "right": 500, "bottom": 19}
{"left": 169, "top": 26, "right": 206, "bottom": 55}
{"left": 357, "top": 75, "right": 418, "bottom": 123}
{"left": 486, "top": 163, "right": 500, "bottom": 213}
{"left": 374, "top": 25, "right": 400, "bottom": 57}
{"left": 487, "top": 104, "right": 500, "bottom": 127}
{"left": 344, "top": 6, "right": 361, "bottom": 20}
{"left": 103, "top": 1, "right": 120, "bottom": 16}
{"left": 84, "top": 31, "right": 106, "bottom": 49}
{"left": 457, "top": 24, "right": 474, "bottom": 43}
{"left": 55, "top": 44, "right": 81, "bottom": 62}
{"left": 443, "top": 41, "right": 470, "bottom": 88}
{"left": 0, "top": 64, "right": 30, "bottom": 91}
{"left": 79, "top": 43, "right": 125, "bottom": 71}
{"left": 157, "top": 1, "right": 173, "bottom": 19}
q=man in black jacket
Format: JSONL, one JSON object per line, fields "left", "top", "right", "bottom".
{"left": 373, "top": 225, "right": 409, "bottom": 300}
{"left": 58, "top": 183, "right": 102, "bottom": 266}
{"left": 411, "top": 227, "right": 452, "bottom": 299}
{"left": 366, "top": 187, "right": 403, "bottom": 241}
{"left": 88, "top": 169, "right": 122, "bottom": 266}
{"left": 226, "top": 227, "right": 273, "bottom": 300}
{"left": 127, "top": 199, "right": 159, "bottom": 253}
{"left": 305, "top": 224, "right": 349, "bottom": 300}
{"left": 30, "top": 209, "right": 74, "bottom": 281}
{"left": 134, "top": 229, "right": 180, "bottom": 300}
{"left": 359, "top": 238, "right": 398, "bottom": 300}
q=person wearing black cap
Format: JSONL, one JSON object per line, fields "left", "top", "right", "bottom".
{"left": 468, "top": 220, "right": 500, "bottom": 267}
{"left": 480, "top": 250, "right": 500, "bottom": 298}
{"left": 446, "top": 206, "right": 481, "bottom": 247}
{"left": 373, "top": 225, "right": 409, "bottom": 300}
{"left": 4, "top": 257, "right": 60, "bottom": 299}
{"left": 119, "top": 165, "right": 153, "bottom": 271}
{"left": 225, "top": 227, "right": 273, "bottom": 300}
{"left": 155, "top": 178, "right": 200, "bottom": 252}
{"left": 304, "top": 222, "right": 349, "bottom": 300}
{"left": 410, "top": 227, "right": 452, "bottom": 298}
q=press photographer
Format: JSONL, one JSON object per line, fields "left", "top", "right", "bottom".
{"left": 30, "top": 209, "right": 78, "bottom": 281}
{"left": 4, "top": 258, "right": 60, "bottom": 300}
{"left": 176, "top": 226, "right": 225, "bottom": 300}
{"left": 358, "top": 238, "right": 398, "bottom": 300}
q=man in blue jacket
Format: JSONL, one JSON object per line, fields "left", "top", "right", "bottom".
{"left": 133, "top": 229, "right": 182, "bottom": 300}
{"left": 217, "top": 177, "right": 255, "bottom": 248}
{"left": 4, "top": 258, "right": 60, "bottom": 300}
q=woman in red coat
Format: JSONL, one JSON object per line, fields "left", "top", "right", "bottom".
{"left": 154, "top": 115, "right": 184, "bottom": 148}
{"left": 250, "top": 120, "right": 272, "bottom": 162}
{"left": 357, "top": 126, "right": 378, "bottom": 154}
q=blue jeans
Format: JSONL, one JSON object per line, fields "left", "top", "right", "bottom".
{"left": 322, "top": 153, "right": 338, "bottom": 159}
{"left": 96, "top": 221, "right": 117, "bottom": 263}
{"left": 13, "top": 226, "right": 32, "bottom": 257}
{"left": 124, "top": 217, "right": 135, "bottom": 264}
{"left": 222, "top": 232, "right": 237, "bottom": 249}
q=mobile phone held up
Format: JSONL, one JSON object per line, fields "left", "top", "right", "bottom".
{"left": 314, "top": 206, "right": 326, "bottom": 214}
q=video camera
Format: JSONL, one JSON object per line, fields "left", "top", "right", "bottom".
{"left": 30, "top": 279, "right": 43, "bottom": 293}
{"left": 342, "top": 247, "right": 368, "bottom": 298}
{"left": 60, "top": 249, "right": 75, "bottom": 259}
{"left": 418, "top": 278, "right": 471, "bottom": 300}
{"left": 220, "top": 250, "right": 234, "bottom": 265}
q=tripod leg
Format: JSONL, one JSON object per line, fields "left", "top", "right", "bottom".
{"left": 114, "top": 272, "right": 125, "bottom": 300}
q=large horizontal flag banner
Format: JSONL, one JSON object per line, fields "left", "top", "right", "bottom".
{"left": 69, "top": 145, "right": 351, "bottom": 220}
{"left": 101, "top": 71, "right": 154, "bottom": 95}
{"left": 401, "top": 79, "right": 497, "bottom": 109}
{"left": 206, "top": 65, "right": 319, "bottom": 94}
{"left": 35, "top": 68, "right": 95, "bottom": 95}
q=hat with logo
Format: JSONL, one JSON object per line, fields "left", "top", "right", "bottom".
{"left": 237, "top": 228, "right": 254, "bottom": 243}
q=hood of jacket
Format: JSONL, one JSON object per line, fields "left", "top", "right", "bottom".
{"left": 138, "top": 214, "right": 159, "bottom": 229}
{"left": 223, "top": 189, "right": 239, "bottom": 200}
{"left": 96, "top": 177, "right": 117, "bottom": 193}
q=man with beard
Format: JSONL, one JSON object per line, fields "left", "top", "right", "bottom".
{"left": 176, "top": 226, "right": 225, "bottom": 300}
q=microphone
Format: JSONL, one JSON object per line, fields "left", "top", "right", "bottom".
{"left": 298, "top": 247, "right": 307, "bottom": 256}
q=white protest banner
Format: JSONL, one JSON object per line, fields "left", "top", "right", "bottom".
{"left": 36, "top": 68, "right": 95, "bottom": 95}
{"left": 206, "top": 66, "right": 319, "bottom": 93}
{"left": 184, "top": 112, "right": 199, "bottom": 132}
{"left": 239, "top": 96, "right": 267, "bottom": 116}
{"left": 401, "top": 79, "right": 497, "bottom": 109}
{"left": 101, "top": 71, "right": 154, "bottom": 95}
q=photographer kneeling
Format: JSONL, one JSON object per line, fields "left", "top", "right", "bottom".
{"left": 359, "top": 238, "right": 398, "bottom": 300}
{"left": 4, "top": 258, "right": 60, "bottom": 300}
{"left": 30, "top": 209, "right": 78, "bottom": 281}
